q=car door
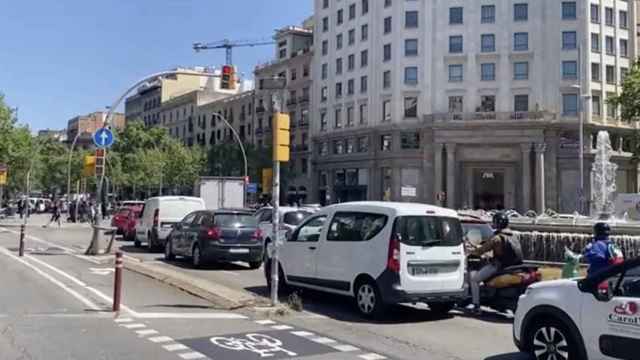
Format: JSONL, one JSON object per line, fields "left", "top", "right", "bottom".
{"left": 580, "top": 261, "right": 640, "bottom": 359}
{"left": 280, "top": 214, "right": 327, "bottom": 286}
{"left": 175, "top": 212, "right": 199, "bottom": 255}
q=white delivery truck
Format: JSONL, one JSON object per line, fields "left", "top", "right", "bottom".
{"left": 194, "top": 177, "right": 246, "bottom": 210}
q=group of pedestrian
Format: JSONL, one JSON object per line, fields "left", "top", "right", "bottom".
{"left": 67, "top": 199, "right": 96, "bottom": 223}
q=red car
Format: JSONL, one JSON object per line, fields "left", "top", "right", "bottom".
{"left": 111, "top": 208, "right": 140, "bottom": 241}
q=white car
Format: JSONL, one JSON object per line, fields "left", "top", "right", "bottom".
{"left": 266, "top": 201, "right": 467, "bottom": 318}
{"left": 135, "top": 196, "right": 206, "bottom": 251}
{"left": 514, "top": 257, "right": 640, "bottom": 360}
{"left": 255, "top": 206, "right": 315, "bottom": 250}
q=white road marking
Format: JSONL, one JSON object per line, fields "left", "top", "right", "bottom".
{"left": 178, "top": 352, "right": 206, "bottom": 360}
{"left": 136, "top": 329, "right": 159, "bottom": 336}
{"left": 89, "top": 267, "right": 115, "bottom": 276}
{"left": 332, "top": 344, "right": 360, "bottom": 352}
{"left": 134, "top": 312, "right": 247, "bottom": 319}
{"left": 85, "top": 286, "right": 137, "bottom": 316}
{"left": 310, "top": 337, "right": 337, "bottom": 344}
{"left": 24, "top": 254, "right": 87, "bottom": 286}
{"left": 255, "top": 319, "right": 276, "bottom": 325}
{"left": 359, "top": 354, "right": 387, "bottom": 360}
{"left": 163, "top": 344, "right": 189, "bottom": 352}
{"left": 114, "top": 317, "right": 134, "bottom": 323}
{"left": 148, "top": 336, "right": 174, "bottom": 343}
{"left": 271, "top": 324, "right": 294, "bottom": 330}
{"left": 220, "top": 270, "right": 239, "bottom": 276}
{"left": 291, "top": 331, "right": 315, "bottom": 337}
{"left": 121, "top": 323, "right": 146, "bottom": 329}
{"left": 0, "top": 247, "right": 102, "bottom": 311}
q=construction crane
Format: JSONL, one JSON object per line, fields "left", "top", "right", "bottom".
{"left": 193, "top": 38, "right": 275, "bottom": 66}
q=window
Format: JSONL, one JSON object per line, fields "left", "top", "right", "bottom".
{"left": 346, "top": 139, "right": 355, "bottom": 153}
{"left": 382, "top": 100, "right": 391, "bottom": 121}
{"left": 449, "top": 7, "right": 463, "bottom": 24}
{"left": 384, "top": 17, "right": 392, "bottom": 34}
{"left": 336, "top": 33, "right": 343, "bottom": 49}
{"left": 449, "top": 64, "right": 463, "bottom": 82}
{"left": 401, "top": 132, "right": 420, "bottom": 149}
{"left": 562, "top": 61, "right": 577, "bottom": 79}
{"left": 346, "top": 106, "right": 354, "bottom": 126}
{"left": 562, "top": 2, "right": 576, "bottom": 20}
{"left": 322, "top": 0, "right": 328, "bottom": 9}
{"left": 513, "top": 62, "right": 529, "bottom": 80}
{"left": 321, "top": 63, "right": 328, "bottom": 79}
{"left": 359, "top": 103, "right": 368, "bottom": 124}
{"left": 361, "top": 24, "right": 368, "bottom": 41}
{"left": 383, "top": 43, "right": 392, "bottom": 61}
{"left": 620, "top": 39, "right": 628, "bottom": 58}
{"left": 619, "top": 10, "right": 628, "bottom": 29}
{"left": 514, "top": 95, "right": 529, "bottom": 112}
{"left": 481, "top": 63, "right": 495, "bottom": 81}
{"left": 291, "top": 216, "right": 327, "bottom": 242}
{"left": 606, "top": 65, "right": 615, "bottom": 84}
{"left": 480, "top": 95, "right": 496, "bottom": 112}
{"left": 360, "top": 50, "right": 368, "bottom": 67}
{"left": 349, "top": 3, "right": 356, "bottom": 20}
{"left": 337, "top": 9, "right": 343, "bottom": 25}
{"left": 591, "top": 33, "right": 600, "bottom": 52}
{"left": 360, "top": 75, "right": 368, "bottom": 93}
{"left": 481, "top": 5, "right": 495, "bottom": 24}
{"left": 301, "top": 158, "right": 308, "bottom": 174}
{"left": 290, "top": 68, "right": 297, "bottom": 81}
{"left": 607, "top": 92, "right": 617, "bottom": 118}
{"left": 591, "top": 4, "right": 599, "bottom": 23}
{"left": 404, "top": 67, "right": 418, "bottom": 85}
{"left": 348, "top": 54, "right": 355, "bottom": 70}
{"left": 322, "top": 17, "right": 329, "bottom": 32}
{"left": 335, "top": 82, "right": 343, "bottom": 98}
{"left": 327, "top": 212, "right": 388, "bottom": 242}
{"left": 380, "top": 134, "right": 392, "bottom": 151}
{"left": 405, "top": 11, "right": 418, "bottom": 28}
{"left": 336, "top": 58, "right": 343, "bottom": 74}
{"left": 449, "top": 35, "right": 463, "bottom": 53}
{"left": 405, "top": 39, "right": 418, "bottom": 56}
{"left": 322, "top": 40, "right": 328, "bottom": 55}
{"left": 335, "top": 108, "right": 342, "bottom": 128}
{"left": 606, "top": 36, "right": 615, "bottom": 55}
{"left": 621, "top": 67, "right": 629, "bottom": 82}
{"left": 362, "top": 0, "right": 368, "bottom": 14}
{"left": 591, "top": 62, "right": 600, "bottom": 81}
{"left": 562, "top": 94, "right": 578, "bottom": 115}
{"left": 383, "top": 70, "right": 391, "bottom": 89}
{"left": 358, "top": 136, "right": 369, "bottom": 152}
{"left": 404, "top": 97, "right": 417, "bottom": 118}
{"left": 605, "top": 7, "right": 614, "bottom": 26}
{"left": 562, "top": 31, "right": 577, "bottom": 50}
{"left": 320, "top": 142, "right": 328, "bottom": 155}
{"left": 514, "top": 32, "right": 528, "bottom": 51}
{"left": 481, "top": 34, "right": 495, "bottom": 52}
{"left": 347, "top": 79, "right": 354, "bottom": 95}
{"left": 320, "top": 112, "right": 327, "bottom": 131}
{"left": 394, "top": 216, "right": 463, "bottom": 247}
{"left": 384, "top": 0, "right": 391, "bottom": 7}
{"left": 321, "top": 86, "right": 328, "bottom": 102}
{"left": 514, "top": 3, "right": 528, "bottom": 21}
{"left": 592, "top": 95, "right": 601, "bottom": 115}
{"left": 348, "top": 29, "right": 355, "bottom": 45}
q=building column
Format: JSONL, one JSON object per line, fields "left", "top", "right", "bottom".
{"left": 434, "top": 143, "right": 444, "bottom": 206}
{"left": 521, "top": 143, "right": 532, "bottom": 213}
{"left": 446, "top": 143, "right": 457, "bottom": 209}
{"left": 534, "top": 143, "right": 547, "bottom": 214}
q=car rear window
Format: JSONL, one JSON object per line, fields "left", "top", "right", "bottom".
{"left": 283, "top": 211, "right": 312, "bottom": 226}
{"left": 393, "top": 216, "right": 463, "bottom": 247}
{"left": 214, "top": 213, "right": 258, "bottom": 228}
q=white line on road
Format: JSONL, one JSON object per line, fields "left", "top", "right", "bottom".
{"left": 136, "top": 329, "right": 159, "bottom": 336}
{"left": 220, "top": 270, "right": 239, "bottom": 276}
{"left": 148, "top": 336, "right": 174, "bottom": 343}
{"left": 178, "top": 352, "right": 206, "bottom": 360}
{"left": 24, "top": 254, "right": 87, "bottom": 287}
{"left": 359, "top": 354, "right": 387, "bottom": 360}
{"left": 332, "top": 344, "right": 360, "bottom": 352}
{"left": 310, "top": 337, "right": 337, "bottom": 344}
{"left": 255, "top": 319, "right": 276, "bottom": 325}
{"left": 121, "top": 323, "right": 146, "bottom": 329}
{"left": 271, "top": 324, "right": 294, "bottom": 330}
{"left": 291, "top": 331, "right": 315, "bottom": 337}
{"left": 163, "top": 344, "right": 189, "bottom": 352}
{"left": 134, "top": 312, "right": 247, "bottom": 319}
{"left": 114, "top": 317, "right": 134, "bottom": 323}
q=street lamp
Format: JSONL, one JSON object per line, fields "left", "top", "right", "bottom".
{"left": 571, "top": 84, "right": 591, "bottom": 214}
{"left": 212, "top": 112, "right": 248, "bottom": 181}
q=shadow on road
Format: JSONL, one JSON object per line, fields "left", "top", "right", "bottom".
{"left": 141, "top": 304, "right": 216, "bottom": 310}
{"left": 485, "top": 352, "right": 532, "bottom": 360}
{"left": 119, "top": 245, "right": 150, "bottom": 254}
{"left": 156, "top": 258, "right": 257, "bottom": 272}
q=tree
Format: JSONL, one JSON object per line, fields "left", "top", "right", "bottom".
{"left": 608, "top": 59, "right": 640, "bottom": 159}
{"left": 0, "top": 94, "right": 36, "bottom": 197}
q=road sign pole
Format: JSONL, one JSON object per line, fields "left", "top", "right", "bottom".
{"left": 270, "top": 160, "right": 280, "bottom": 306}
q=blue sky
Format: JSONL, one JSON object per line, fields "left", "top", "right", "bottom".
{"left": 0, "top": 0, "right": 312, "bottom": 131}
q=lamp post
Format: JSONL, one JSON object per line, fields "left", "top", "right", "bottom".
{"left": 212, "top": 112, "right": 248, "bottom": 181}
{"left": 571, "top": 84, "right": 591, "bottom": 214}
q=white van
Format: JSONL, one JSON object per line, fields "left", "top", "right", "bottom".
{"left": 266, "top": 201, "right": 466, "bottom": 318}
{"left": 135, "top": 196, "right": 205, "bottom": 250}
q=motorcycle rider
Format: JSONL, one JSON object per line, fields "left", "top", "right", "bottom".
{"left": 468, "top": 212, "right": 523, "bottom": 313}
{"left": 584, "top": 222, "right": 623, "bottom": 277}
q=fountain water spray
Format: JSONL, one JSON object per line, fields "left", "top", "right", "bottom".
{"left": 591, "top": 131, "right": 618, "bottom": 219}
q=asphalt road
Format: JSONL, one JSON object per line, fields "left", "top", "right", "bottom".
{"left": 0, "top": 216, "right": 533, "bottom": 360}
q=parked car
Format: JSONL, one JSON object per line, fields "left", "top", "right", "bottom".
{"left": 164, "top": 210, "right": 264, "bottom": 269}
{"left": 255, "top": 206, "right": 314, "bottom": 252}
{"left": 111, "top": 207, "right": 141, "bottom": 241}
{"left": 121, "top": 200, "right": 145, "bottom": 211}
{"left": 513, "top": 257, "right": 640, "bottom": 360}
{"left": 265, "top": 201, "right": 467, "bottom": 318}
{"left": 134, "top": 196, "right": 206, "bottom": 251}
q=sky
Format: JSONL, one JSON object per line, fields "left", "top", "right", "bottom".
{"left": 0, "top": 0, "right": 312, "bottom": 131}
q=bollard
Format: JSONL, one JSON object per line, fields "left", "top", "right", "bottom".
{"left": 18, "top": 224, "right": 25, "bottom": 257}
{"left": 113, "top": 251, "right": 123, "bottom": 312}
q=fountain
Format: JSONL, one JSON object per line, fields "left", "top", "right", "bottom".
{"left": 590, "top": 131, "right": 618, "bottom": 219}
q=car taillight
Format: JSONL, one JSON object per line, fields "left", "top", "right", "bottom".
{"left": 207, "top": 227, "right": 221, "bottom": 240}
{"left": 387, "top": 234, "right": 401, "bottom": 273}
{"left": 153, "top": 209, "right": 159, "bottom": 227}
{"left": 252, "top": 229, "right": 263, "bottom": 241}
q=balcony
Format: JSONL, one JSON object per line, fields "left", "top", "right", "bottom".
{"left": 286, "top": 98, "right": 298, "bottom": 106}
{"left": 255, "top": 127, "right": 263, "bottom": 135}
{"left": 256, "top": 106, "right": 267, "bottom": 113}
{"left": 427, "top": 111, "right": 553, "bottom": 122}
{"left": 298, "top": 95, "right": 310, "bottom": 104}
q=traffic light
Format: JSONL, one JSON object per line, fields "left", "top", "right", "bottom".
{"left": 221, "top": 65, "right": 236, "bottom": 90}
{"left": 272, "top": 112, "right": 290, "bottom": 162}
{"left": 83, "top": 155, "right": 96, "bottom": 177}
{"left": 95, "top": 149, "right": 105, "bottom": 177}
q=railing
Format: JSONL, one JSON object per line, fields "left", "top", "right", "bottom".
{"left": 298, "top": 95, "right": 310, "bottom": 103}
{"left": 286, "top": 98, "right": 298, "bottom": 106}
{"left": 256, "top": 106, "right": 266, "bottom": 113}
{"left": 426, "top": 111, "right": 552, "bottom": 122}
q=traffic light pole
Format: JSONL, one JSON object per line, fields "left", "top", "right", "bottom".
{"left": 270, "top": 160, "right": 280, "bottom": 306}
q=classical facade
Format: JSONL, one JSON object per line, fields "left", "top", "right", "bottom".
{"left": 311, "top": 0, "right": 640, "bottom": 213}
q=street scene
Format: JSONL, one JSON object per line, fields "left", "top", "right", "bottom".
{"left": 2, "top": 1, "right": 640, "bottom": 359}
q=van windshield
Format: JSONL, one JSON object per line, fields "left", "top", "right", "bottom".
{"left": 394, "top": 216, "right": 463, "bottom": 247}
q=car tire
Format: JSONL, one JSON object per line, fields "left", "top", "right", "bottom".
{"left": 164, "top": 238, "right": 175, "bottom": 261}
{"left": 192, "top": 244, "right": 202, "bottom": 269}
{"left": 147, "top": 232, "right": 155, "bottom": 252}
{"left": 248, "top": 261, "right": 262, "bottom": 270}
{"left": 354, "top": 279, "right": 386, "bottom": 319}
{"left": 428, "top": 302, "right": 455, "bottom": 315}
{"left": 526, "top": 317, "right": 584, "bottom": 360}
{"left": 134, "top": 235, "right": 141, "bottom": 248}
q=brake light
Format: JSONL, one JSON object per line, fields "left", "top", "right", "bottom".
{"left": 387, "top": 234, "right": 401, "bottom": 273}
{"left": 252, "top": 229, "right": 263, "bottom": 241}
{"left": 153, "top": 209, "right": 159, "bottom": 227}
{"left": 207, "top": 227, "right": 221, "bottom": 240}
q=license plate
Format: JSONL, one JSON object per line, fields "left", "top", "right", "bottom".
{"left": 411, "top": 266, "right": 439, "bottom": 276}
{"left": 229, "top": 248, "right": 249, "bottom": 254}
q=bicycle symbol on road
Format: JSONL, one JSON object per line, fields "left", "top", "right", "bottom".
{"left": 210, "top": 333, "right": 297, "bottom": 358}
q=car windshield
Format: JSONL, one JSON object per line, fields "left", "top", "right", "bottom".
{"left": 283, "top": 211, "right": 312, "bottom": 226}
{"left": 394, "top": 216, "right": 463, "bottom": 247}
{"left": 214, "top": 213, "right": 258, "bottom": 228}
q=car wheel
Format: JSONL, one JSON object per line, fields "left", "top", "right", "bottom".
{"left": 248, "top": 261, "right": 262, "bottom": 270}
{"left": 354, "top": 279, "right": 385, "bottom": 319}
{"left": 428, "top": 302, "right": 455, "bottom": 315}
{"left": 527, "top": 318, "right": 582, "bottom": 360}
{"left": 134, "top": 235, "right": 141, "bottom": 248}
{"left": 147, "top": 232, "right": 155, "bottom": 252}
{"left": 192, "top": 245, "right": 202, "bottom": 269}
{"left": 164, "top": 238, "right": 175, "bottom": 261}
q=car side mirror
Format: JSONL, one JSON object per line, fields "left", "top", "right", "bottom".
{"left": 285, "top": 229, "right": 293, "bottom": 241}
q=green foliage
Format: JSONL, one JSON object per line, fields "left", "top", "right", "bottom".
{"left": 0, "top": 94, "right": 37, "bottom": 196}
{"left": 608, "top": 59, "right": 640, "bottom": 122}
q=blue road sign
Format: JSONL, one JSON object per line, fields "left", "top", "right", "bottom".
{"left": 247, "top": 183, "right": 258, "bottom": 193}
{"left": 93, "top": 127, "right": 114, "bottom": 149}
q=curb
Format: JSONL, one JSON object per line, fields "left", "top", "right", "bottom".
{"left": 123, "top": 259, "right": 258, "bottom": 310}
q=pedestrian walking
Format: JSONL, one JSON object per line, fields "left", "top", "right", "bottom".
{"left": 17, "top": 199, "right": 24, "bottom": 219}
{"left": 44, "top": 201, "right": 62, "bottom": 228}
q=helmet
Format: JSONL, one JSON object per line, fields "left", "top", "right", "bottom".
{"left": 492, "top": 212, "right": 509, "bottom": 231}
{"left": 593, "top": 222, "right": 611, "bottom": 238}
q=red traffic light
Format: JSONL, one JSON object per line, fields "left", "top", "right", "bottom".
{"left": 222, "top": 65, "right": 233, "bottom": 75}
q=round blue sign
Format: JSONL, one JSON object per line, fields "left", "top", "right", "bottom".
{"left": 93, "top": 128, "right": 114, "bottom": 148}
